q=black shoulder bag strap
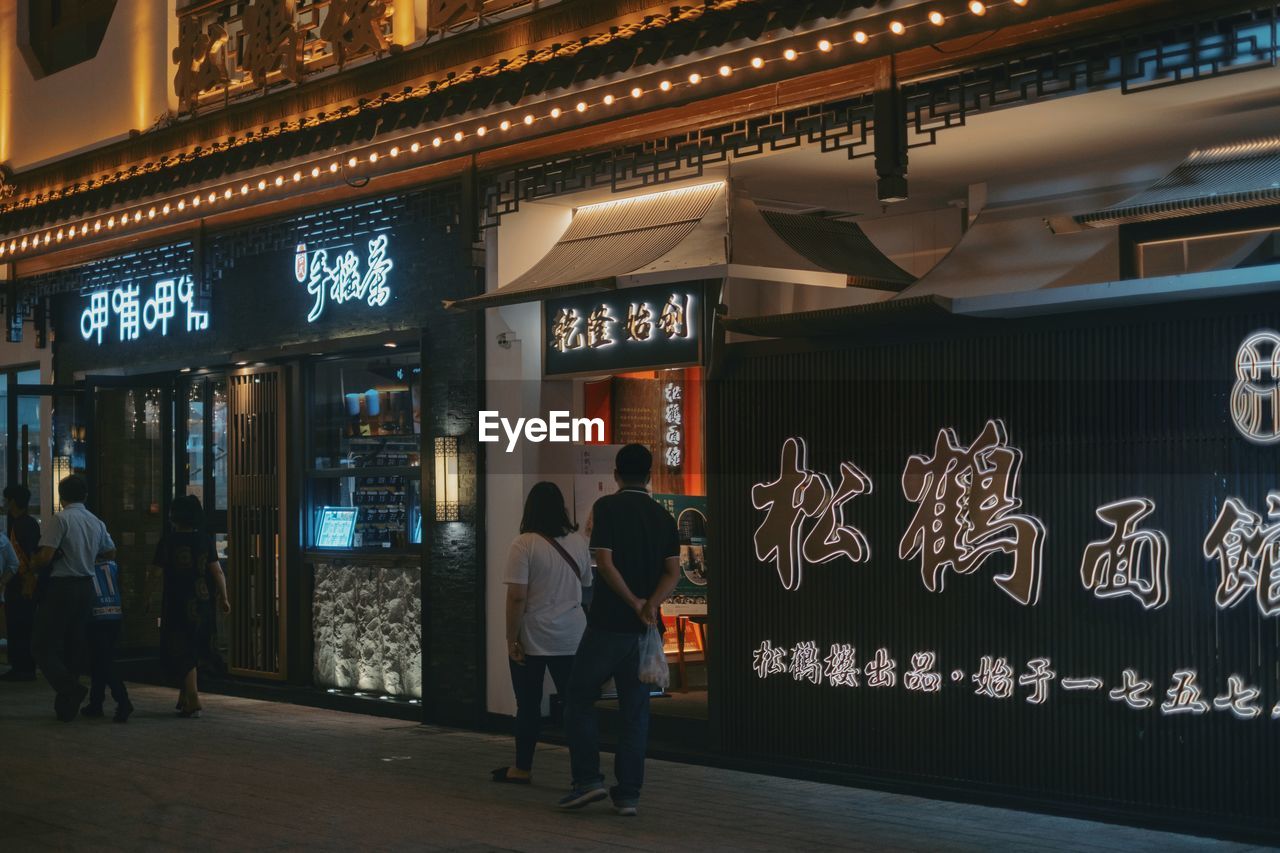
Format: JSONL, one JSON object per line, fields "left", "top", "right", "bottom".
{"left": 538, "top": 534, "right": 583, "bottom": 582}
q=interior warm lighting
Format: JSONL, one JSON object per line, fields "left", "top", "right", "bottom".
{"left": 751, "top": 56, "right": 764, "bottom": 68}
{"left": 969, "top": 1, "right": 987, "bottom": 14}
{"left": 434, "top": 437, "right": 460, "bottom": 522}
{"left": 929, "top": 10, "right": 945, "bottom": 25}
{"left": 783, "top": 48, "right": 798, "bottom": 61}
{"left": 853, "top": 30, "right": 869, "bottom": 43}
{"left": 817, "top": 39, "right": 832, "bottom": 52}
{"left": 890, "top": 20, "right": 906, "bottom": 34}
{"left": 688, "top": 72, "right": 701, "bottom": 84}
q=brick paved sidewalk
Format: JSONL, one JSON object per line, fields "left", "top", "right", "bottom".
{"left": 0, "top": 682, "right": 1268, "bottom": 852}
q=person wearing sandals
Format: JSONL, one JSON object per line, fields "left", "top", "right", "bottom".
{"left": 493, "top": 482, "right": 591, "bottom": 785}
{"left": 151, "top": 495, "right": 230, "bottom": 718}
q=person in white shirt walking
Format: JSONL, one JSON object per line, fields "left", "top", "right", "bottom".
{"left": 31, "top": 476, "right": 116, "bottom": 722}
{"left": 492, "top": 482, "right": 591, "bottom": 785}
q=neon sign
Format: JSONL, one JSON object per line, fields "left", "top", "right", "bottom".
{"left": 79, "top": 275, "right": 209, "bottom": 345}
{"left": 543, "top": 282, "right": 702, "bottom": 376}
{"left": 295, "top": 233, "right": 394, "bottom": 323}
{"left": 1231, "top": 329, "right": 1280, "bottom": 444}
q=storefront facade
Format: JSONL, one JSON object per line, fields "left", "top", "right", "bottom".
{"left": 710, "top": 289, "right": 1280, "bottom": 838}
{"left": 19, "top": 184, "right": 484, "bottom": 721}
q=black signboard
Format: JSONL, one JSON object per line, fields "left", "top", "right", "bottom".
{"left": 542, "top": 280, "right": 705, "bottom": 377}
{"left": 711, "top": 294, "right": 1280, "bottom": 837}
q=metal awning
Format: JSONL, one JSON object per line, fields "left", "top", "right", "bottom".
{"left": 1076, "top": 136, "right": 1280, "bottom": 228}
{"left": 443, "top": 182, "right": 724, "bottom": 311}
{"left": 721, "top": 296, "right": 952, "bottom": 338}
{"left": 755, "top": 210, "right": 914, "bottom": 290}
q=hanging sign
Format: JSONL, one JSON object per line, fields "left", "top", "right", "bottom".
{"left": 543, "top": 281, "right": 703, "bottom": 377}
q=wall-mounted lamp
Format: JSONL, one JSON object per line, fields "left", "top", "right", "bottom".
{"left": 434, "top": 436, "right": 460, "bottom": 521}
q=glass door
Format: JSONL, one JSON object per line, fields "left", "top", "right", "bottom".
{"left": 7, "top": 374, "right": 84, "bottom": 526}
{"left": 85, "top": 377, "right": 174, "bottom": 651}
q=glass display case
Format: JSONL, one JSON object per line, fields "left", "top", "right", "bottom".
{"left": 305, "top": 351, "right": 422, "bottom": 553}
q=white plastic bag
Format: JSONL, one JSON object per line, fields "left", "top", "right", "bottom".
{"left": 637, "top": 625, "right": 670, "bottom": 690}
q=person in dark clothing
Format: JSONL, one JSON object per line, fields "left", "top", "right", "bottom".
{"left": 83, "top": 559, "right": 132, "bottom": 722}
{"left": 150, "top": 495, "right": 229, "bottom": 717}
{"left": 1, "top": 484, "right": 40, "bottom": 681}
{"left": 558, "top": 444, "right": 682, "bottom": 817}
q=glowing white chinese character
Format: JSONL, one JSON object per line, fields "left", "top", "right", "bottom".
{"left": 865, "top": 648, "right": 897, "bottom": 688}
{"left": 664, "top": 446, "right": 682, "bottom": 468}
{"left": 1212, "top": 674, "right": 1263, "bottom": 720}
{"left": 1108, "top": 669, "right": 1154, "bottom": 710}
{"left": 1081, "top": 498, "right": 1170, "bottom": 610}
{"left": 1204, "top": 494, "right": 1280, "bottom": 617}
{"left": 1017, "top": 657, "right": 1056, "bottom": 705}
{"left": 362, "top": 234, "right": 393, "bottom": 307}
{"left": 143, "top": 279, "right": 177, "bottom": 335}
{"left": 972, "top": 655, "right": 1015, "bottom": 699}
{"left": 823, "top": 644, "right": 860, "bottom": 687}
{"left": 664, "top": 383, "right": 682, "bottom": 403}
{"left": 177, "top": 276, "right": 209, "bottom": 331}
{"left": 111, "top": 285, "right": 141, "bottom": 341}
{"left": 752, "top": 640, "right": 787, "bottom": 679}
{"left": 80, "top": 291, "right": 110, "bottom": 344}
{"left": 1160, "top": 669, "right": 1209, "bottom": 715}
{"left": 789, "top": 641, "right": 823, "bottom": 685}
{"left": 904, "top": 651, "right": 942, "bottom": 693}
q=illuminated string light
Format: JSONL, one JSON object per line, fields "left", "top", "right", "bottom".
{"left": 630, "top": 86, "right": 643, "bottom": 98}
{"left": 751, "top": 56, "right": 764, "bottom": 69}
{"left": 275, "top": 175, "right": 285, "bottom": 186}
{"left": 389, "top": 147, "right": 399, "bottom": 157}
{"left": 432, "top": 136, "right": 442, "bottom": 147}
{"left": 549, "top": 106, "right": 562, "bottom": 118}
{"left": 523, "top": 113, "right": 535, "bottom": 124}
{"left": 969, "top": 0, "right": 987, "bottom": 14}
{"left": 56, "top": 229, "right": 64, "bottom": 241}
{"left": 929, "top": 10, "right": 945, "bottom": 25}
{"left": 348, "top": 156, "right": 358, "bottom": 167}
{"left": 500, "top": 119, "right": 511, "bottom": 130}
{"left": 890, "top": 20, "right": 906, "bottom": 34}
{"left": 311, "top": 166, "right": 321, "bottom": 178}
{"left": 225, "top": 188, "right": 234, "bottom": 198}
{"left": 258, "top": 179, "right": 267, "bottom": 190}
{"left": 688, "top": 72, "right": 701, "bottom": 84}
{"left": 476, "top": 126, "right": 487, "bottom": 136}
{"left": 329, "top": 162, "right": 339, "bottom": 173}
{"left": 192, "top": 196, "right": 201, "bottom": 208}
{"left": 293, "top": 171, "right": 302, "bottom": 181}
{"left": 603, "top": 93, "right": 615, "bottom": 105}
{"left": 817, "top": 39, "right": 832, "bottom": 52}
{"left": 134, "top": 210, "right": 143, "bottom": 222}
{"left": 240, "top": 184, "right": 250, "bottom": 195}
{"left": 453, "top": 129, "right": 465, "bottom": 140}
{"left": 853, "top": 30, "right": 869, "bottom": 44}
{"left": 719, "top": 64, "right": 732, "bottom": 77}
{"left": 162, "top": 203, "right": 171, "bottom": 214}
{"left": 659, "top": 80, "right": 672, "bottom": 91}
{"left": 1013, "top": 0, "right": 1028, "bottom": 5}
{"left": 410, "top": 141, "right": 421, "bottom": 152}
{"left": 575, "top": 101, "right": 587, "bottom": 112}
{"left": 783, "top": 48, "right": 798, "bottom": 61}
{"left": 178, "top": 200, "right": 186, "bottom": 211}
{"left": 146, "top": 207, "right": 155, "bottom": 219}
{"left": 369, "top": 151, "right": 380, "bottom": 161}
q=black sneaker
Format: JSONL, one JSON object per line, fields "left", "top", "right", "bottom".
{"left": 609, "top": 787, "right": 639, "bottom": 816}
{"left": 80, "top": 704, "right": 105, "bottom": 718}
{"left": 556, "top": 787, "right": 608, "bottom": 810}
{"left": 56, "top": 685, "right": 88, "bottom": 722}
{"left": 113, "top": 699, "right": 134, "bottom": 723}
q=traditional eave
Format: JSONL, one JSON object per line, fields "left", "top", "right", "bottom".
{"left": 0, "top": 0, "right": 1204, "bottom": 271}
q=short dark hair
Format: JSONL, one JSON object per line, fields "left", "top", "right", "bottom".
{"left": 3, "top": 483, "right": 31, "bottom": 509}
{"left": 59, "top": 475, "right": 88, "bottom": 505}
{"left": 615, "top": 444, "right": 652, "bottom": 483}
{"left": 519, "top": 481, "right": 576, "bottom": 538}
{"left": 171, "top": 494, "right": 206, "bottom": 529}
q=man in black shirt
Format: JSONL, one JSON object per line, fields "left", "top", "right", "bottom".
{"left": 557, "top": 444, "right": 681, "bottom": 816}
{"left": 2, "top": 484, "right": 41, "bottom": 681}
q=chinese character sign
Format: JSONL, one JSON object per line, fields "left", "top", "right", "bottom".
{"left": 294, "top": 233, "right": 395, "bottom": 323}
{"left": 543, "top": 283, "right": 701, "bottom": 376}
{"left": 79, "top": 276, "right": 209, "bottom": 346}
{"left": 900, "top": 419, "right": 1045, "bottom": 606}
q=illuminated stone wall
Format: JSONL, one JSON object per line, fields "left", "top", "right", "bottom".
{"left": 313, "top": 563, "right": 422, "bottom": 699}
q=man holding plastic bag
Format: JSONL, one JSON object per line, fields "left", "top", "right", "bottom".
{"left": 558, "top": 444, "right": 681, "bottom": 817}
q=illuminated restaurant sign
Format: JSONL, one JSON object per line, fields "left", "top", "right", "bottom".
{"left": 294, "top": 233, "right": 394, "bottom": 323}
{"left": 79, "top": 275, "right": 209, "bottom": 345}
{"left": 543, "top": 281, "right": 702, "bottom": 376}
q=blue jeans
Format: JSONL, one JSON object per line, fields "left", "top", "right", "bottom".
{"left": 564, "top": 627, "right": 649, "bottom": 802}
{"left": 508, "top": 654, "right": 574, "bottom": 772}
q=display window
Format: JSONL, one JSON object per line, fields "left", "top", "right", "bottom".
{"left": 305, "top": 351, "right": 423, "bottom": 552}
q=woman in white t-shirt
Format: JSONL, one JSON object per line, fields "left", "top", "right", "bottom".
{"left": 492, "top": 481, "right": 591, "bottom": 785}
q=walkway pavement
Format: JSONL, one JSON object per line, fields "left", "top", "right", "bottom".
{"left": 0, "top": 681, "right": 1269, "bottom": 852}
